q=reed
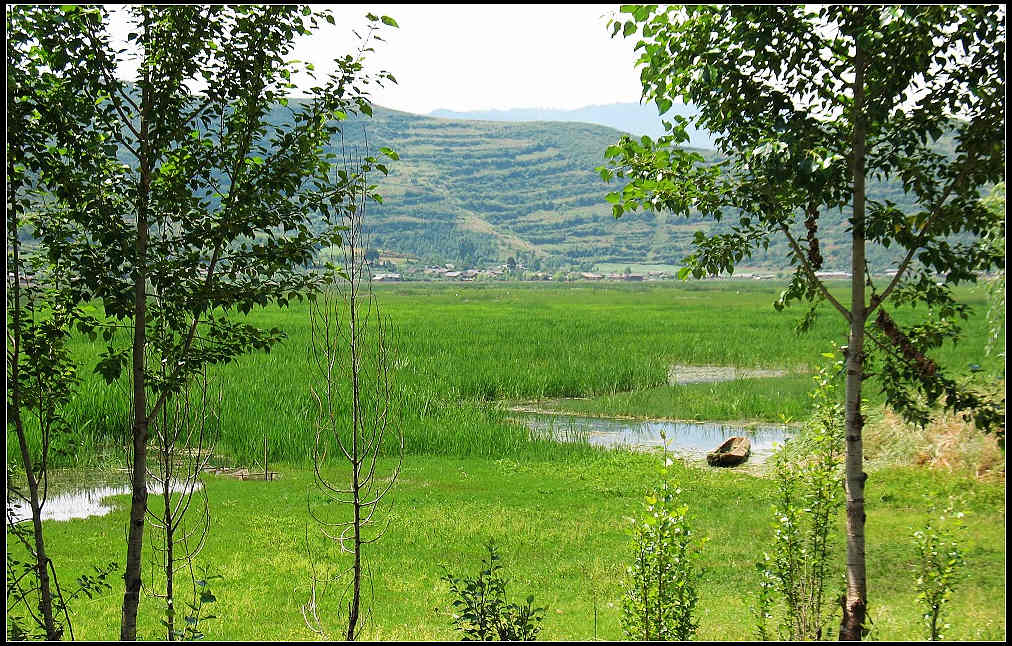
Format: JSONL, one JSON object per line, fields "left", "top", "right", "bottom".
{"left": 16, "top": 281, "right": 999, "bottom": 465}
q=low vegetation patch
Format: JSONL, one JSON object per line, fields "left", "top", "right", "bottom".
{"left": 865, "top": 403, "right": 1006, "bottom": 482}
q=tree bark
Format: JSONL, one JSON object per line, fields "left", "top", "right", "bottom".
{"left": 347, "top": 231, "right": 362, "bottom": 641}
{"left": 121, "top": 63, "right": 152, "bottom": 641}
{"left": 9, "top": 172, "right": 62, "bottom": 641}
{"left": 840, "top": 36, "right": 868, "bottom": 641}
{"left": 13, "top": 414, "right": 61, "bottom": 640}
{"left": 164, "top": 446, "right": 176, "bottom": 641}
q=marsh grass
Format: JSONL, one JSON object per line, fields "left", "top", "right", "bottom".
{"left": 11, "top": 281, "right": 1002, "bottom": 466}
{"left": 864, "top": 406, "right": 1006, "bottom": 481}
{"left": 533, "top": 376, "right": 817, "bottom": 421}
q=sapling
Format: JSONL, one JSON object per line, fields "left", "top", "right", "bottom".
{"left": 303, "top": 133, "right": 403, "bottom": 641}
{"left": 143, "top": 361, "right": 218, "bottom": 641}
{"left": 620, "top": 438, "right": 705, "bottom": 641}
{"left": 441, "top": 540, "right": 546, "bottom": 641}
{"left": 754, "top": 357, "right": 845, "bottom": 641}
{"left": 913, "top": 507, "right": 966, "bottom": 641}
{"left": 6, "top": 6, "right": 110, "bottom": 639}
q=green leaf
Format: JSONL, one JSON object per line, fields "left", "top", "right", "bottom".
{"left": 380, "top": 15, "right": 399, "bottom": 28}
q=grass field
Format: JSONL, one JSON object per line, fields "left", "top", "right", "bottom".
{"left": 15, "top": 452, "right": 1006, "bottom": 641}
{"left": 24, "top": 280, "right": 1004, "bottom": 466}
{"left": 7, "top": 280, "right": 1005, "bottom": 641}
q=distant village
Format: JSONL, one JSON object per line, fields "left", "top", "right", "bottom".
{"left": 367, "top": 262, "right": 850, "bottom": 283}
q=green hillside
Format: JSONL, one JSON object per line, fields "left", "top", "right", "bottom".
{"left": 327, "top": 105, "right": 962, "bottom": 272}
{"left": 330, "top": 106, "right": 682, "bottom": 268}
{"left": 36, "top": 96, "right": 965, "bottom": 273}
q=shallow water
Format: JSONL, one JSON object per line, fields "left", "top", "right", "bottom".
{"left": 7, "top": 477, "right": 202, "bottom": 523}
{"left": 517, "top": 413, "right": 791, "bottom": 464}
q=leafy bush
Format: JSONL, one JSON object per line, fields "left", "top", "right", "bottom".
{"left": 442, "top": 540, "right": 546, "bottom": 641}
{"left": 620, "top": 446, "right": 705, "bottom": 640}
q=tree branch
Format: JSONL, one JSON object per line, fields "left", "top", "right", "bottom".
{"left": 780, "top": 222, "right": 852, "bottom": 322}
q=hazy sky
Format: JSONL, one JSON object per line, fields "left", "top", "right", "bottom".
{"left": 105, "top": 4, "right": 648, "bottom": 115}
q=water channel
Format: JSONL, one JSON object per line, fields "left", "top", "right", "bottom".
{"left": 515, "top": 412, "right": 792, "bottom": 464}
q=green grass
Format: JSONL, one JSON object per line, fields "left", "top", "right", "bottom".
{"left": 14, "top": 281, "right": 1001, "bottom": 467}
{"left": 8, "top": 281, "right": 1005, "bottom": 641}
{"left": 12, "top": 452, "right": 1005, "bottom": 641}
{"left": 535, "top": 375, "right": 817, "bottom": 422}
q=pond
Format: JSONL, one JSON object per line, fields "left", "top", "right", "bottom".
{"left": 515, "top": 412, "right": 792, "bottom": 465}
{"left": 7, "top": 476, "right": 201, "bottom": 524}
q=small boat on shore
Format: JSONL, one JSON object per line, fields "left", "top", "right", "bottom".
{"left": 706, "top": 436, "right": 751, "bottom": 467}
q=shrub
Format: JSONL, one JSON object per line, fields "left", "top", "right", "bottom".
{"left": 441, "top": 540, "right": 546, "bottom": 641}
{"left": 913, "top": 507, "right": 966, "bottom": 641}
{"left": 754, "top": 358, "right": 844, "bottom": 640}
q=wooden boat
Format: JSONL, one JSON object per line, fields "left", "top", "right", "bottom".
{"left": 706, "top": 436, "right": 751, "bottom": 467}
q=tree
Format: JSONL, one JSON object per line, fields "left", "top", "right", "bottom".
{"left": 18, "top": 5, "right": 397, "bottom": 639}
{"left": 304, "top": 139, "right": 403, "bottom": 641}
{"left": 144, "top": 364, "right": 217, "bottom": 641}
{"left": 6, "top": 6, "right": 110, "bottom": 639}
{"left": 458, "top": 238, "right": 478, "bottom": 267}
{"left": 601, "top": 5, "right": 1004, "bottom": 639}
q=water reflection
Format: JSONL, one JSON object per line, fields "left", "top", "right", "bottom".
{"left": 518, "top": 413, "right": 791, "bottom": 463}
{"left": 7, "top": 478, "right": 201, "bottom": 523}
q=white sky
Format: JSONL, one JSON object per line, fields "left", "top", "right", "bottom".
{"left": 105, "top": 4, "right": 649, "bottom": 114}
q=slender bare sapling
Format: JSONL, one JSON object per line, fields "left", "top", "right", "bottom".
{"left": 303, "top": 137, "right": 403, "bottom": 641}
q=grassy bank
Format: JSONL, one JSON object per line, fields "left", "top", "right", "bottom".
{"left": 14, "top": 451, "right": 1005, "bottom": 641}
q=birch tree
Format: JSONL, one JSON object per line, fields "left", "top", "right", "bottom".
{"left": 601, "top": 5, "right": 1004, "bottom": 639}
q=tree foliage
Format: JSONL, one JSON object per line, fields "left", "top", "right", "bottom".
{"left": 601, "top": 3, "right": 1004, "bottom": 435}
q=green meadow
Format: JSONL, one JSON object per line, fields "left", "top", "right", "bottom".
{"left": 27, "top": 455, "right": 1006, "bottom": 641}
{"left": 8, "top": 281, "right": 1006, "bottom": 640}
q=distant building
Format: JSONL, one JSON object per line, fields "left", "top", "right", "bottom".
{"left": 814, "top": 271, "right": 852, "bottom": 279}
{"left": 623, "top": 274, "right": 644, "bottom": 281}
{"left": 580, "top": 272, "right": 603, "bottom": 280}
{"left": 372, "top": 273, "right": 401, "bottom": 281}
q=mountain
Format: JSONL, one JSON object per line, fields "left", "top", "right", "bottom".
{"left": 327, "top": 105, "right": 922, "bottom": 272}
{"left": 51, "top": 95, "right": 951, "bottom": 273}
{"left": 429, "top": 102, "right": 716, "bottom": 150}
{"left": 333, "top": 105, "right": 723, "bottom": 269}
